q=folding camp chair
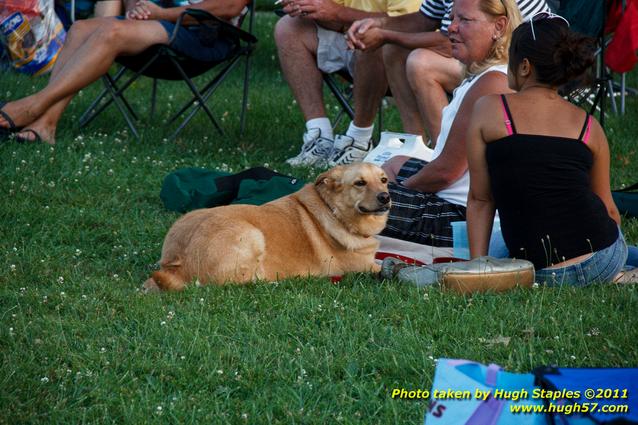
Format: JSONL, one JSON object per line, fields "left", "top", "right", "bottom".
{"left": 555, "top": 0, "right": 636, "bottom": 127}
{"left": 78, "top": 4, "right": 257, "bottom": 141}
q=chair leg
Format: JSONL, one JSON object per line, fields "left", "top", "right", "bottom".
{"left": 80, "top": 68, "right": 139, "bottom": 129}
{"left": 607, "top": 73, "right": 618, "bottom": 115}
{"left": 80, "top": 67, "right": 137, "bottom": 127}
{"left": 103, "top": 75, "right": 140, "bottom": 140}
{"left": 168, "top": 55, "right": 243, "bottom": 140}
{"left": 240, "top": 52, "right": 251, "bottom": 137}
{"left": 167, "top": 58, "right": 225, "bottom": 141}
{"left": 150, "top": 78, "right": 158, "bottom": 119}
{"left": 323, "top": 73, "right": 355, "bottom": 132}
{"left": 79, "top": 78, "right": 110, "bottom": 127}
{"left": 376, "top": 101, "right": 383, "bottom": 143}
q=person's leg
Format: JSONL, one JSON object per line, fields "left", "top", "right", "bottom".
{"left": 382, "top": 44, "right": 424, "bottom": 136}
{"left": 0, "top": 18, "right": 169, "bottom": 130}
{"left": 328, "top": 49, "right": 388, "bottom": 166}
{"left": 13, "top": 17, "right": 109, "bottom": 143}
{"left": 274, "top": 16, "right": 326, "bottom": 124}
{"left": 626, "top": 245, "right": 638, "bottom": 267}
{"left": 275, "top": 16, "right": 337, "bottom": 166}
{"left": 405, "top": 48, "right": 464, "bottom": 144}
{"left": 352, "top": 49, "right": 387, "bottom": 129}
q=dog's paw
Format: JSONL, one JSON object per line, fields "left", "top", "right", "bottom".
{"left": 369, "top": 262, "right": 382, "bottom": 274}
{"left": 142, "top": 277, "right": 161, "bottom": 294}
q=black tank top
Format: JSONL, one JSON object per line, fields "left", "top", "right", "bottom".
{"left": 485, "top": 95, "right": 618, "bottom": 269}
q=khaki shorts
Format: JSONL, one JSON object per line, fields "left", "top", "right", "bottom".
{"left": 316, "top": 25, "right": 355, "bottom": 76}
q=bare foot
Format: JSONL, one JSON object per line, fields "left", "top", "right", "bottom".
{"left": 15, "top": 122, "right": 56, "bottom": 145}
{"left": 613, "top": 268, "right": 638, "bottom": 284}
{"left": 0, "top": 96, "right": 45, "bottom": 129}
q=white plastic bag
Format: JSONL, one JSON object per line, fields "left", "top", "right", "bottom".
{"left": 363, "top": 131, "right": 433, "bottom": 166}
{"left": 0, "top": 0, "right": 66, "bottom": 75}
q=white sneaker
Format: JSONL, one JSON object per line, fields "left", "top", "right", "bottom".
{"left": 327, "top": 135, "right": 372, "bottom": 166}
{"left": 286, "top": 128, "right": 334, "bottom": 167}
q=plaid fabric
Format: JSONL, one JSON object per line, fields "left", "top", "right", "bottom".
{"left": 380, "top": 158, "right": 466, "bottom": 247}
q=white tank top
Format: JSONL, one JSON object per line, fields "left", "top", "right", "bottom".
{"left": 433, "top": 64, "right": 508, "bottom": 207}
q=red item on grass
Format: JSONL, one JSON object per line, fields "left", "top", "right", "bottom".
{"left": 605, "top": 0, "right": 638, "bottom": 73}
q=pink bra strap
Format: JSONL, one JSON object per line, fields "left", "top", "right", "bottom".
{"left": 582, "top": 115, "right": 593, "bottom": 144}
{"left": 500, "top": 95, "right": 514, "bottom": 136}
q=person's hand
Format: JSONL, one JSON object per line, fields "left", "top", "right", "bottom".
{"left": 381, "top": 155, "right": 411, "bottom": 183}
{"left": 126, "top": 0, "right": 164, "bottom": 20}
{"left": 346, "top": 18, "right": 384, "bottom": 50}
{"left": 401, "top": 172, "right": 426, "bottom": 191}
{"left": 281, "top": 0, "right": 339, "bottom": 20}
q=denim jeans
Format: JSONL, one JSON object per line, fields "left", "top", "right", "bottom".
{"left": 626, "top": 245, "right": 638, "bottom": 268}
{"left": 535, "top": 231, "right": 628, "bottom": 286}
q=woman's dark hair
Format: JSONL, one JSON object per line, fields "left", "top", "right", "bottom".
{"left": 509, "top": 18, "right": 596, "bottom": 87}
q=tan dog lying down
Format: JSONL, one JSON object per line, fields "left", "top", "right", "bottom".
{"left": 144, "top": 163, "right": 391, "bottom": 291}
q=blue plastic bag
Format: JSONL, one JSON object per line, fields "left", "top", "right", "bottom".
{"left": 424, "top": 359, "right": 545, "bottom": 425}
{"left": 535, "top": 366, "right": 638, "bottom": 425}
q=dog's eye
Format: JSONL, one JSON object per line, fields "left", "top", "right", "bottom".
{"left": 354, "top": 180, "right": 367, "bottom": 187}
{"left": 381, "top": 177, "right": 388, "bottom": 184}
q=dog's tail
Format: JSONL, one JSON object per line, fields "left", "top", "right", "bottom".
{"left": 151, "top": 270, "right": 187, "bottom": 292}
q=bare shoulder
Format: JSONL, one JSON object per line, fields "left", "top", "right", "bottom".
{"left": 585, "top": 114, "right": 608, "bottom": 153}
{"left": 471, "top": 70, "right": 509, "bottom": 95}
{"left": 471, "top": 93, "right": 502, "bottom": 117}
{"left": 461, "top": 71, "right": 510, "bottom": 111}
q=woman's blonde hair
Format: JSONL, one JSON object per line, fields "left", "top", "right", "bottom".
{"left": 468, "top": 0, "right": 522, "bottom": 75}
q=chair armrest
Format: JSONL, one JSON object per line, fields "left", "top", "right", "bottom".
{"left": 169, "top": 8, "right": 257, "bottom": 45}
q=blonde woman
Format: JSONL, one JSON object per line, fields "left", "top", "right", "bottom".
{"left": 377, "top": 0, "right": 521, "bottom": 263}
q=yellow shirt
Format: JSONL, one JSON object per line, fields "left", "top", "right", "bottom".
{"left": 334, "top": 0, "right": 421, "bottom": 16}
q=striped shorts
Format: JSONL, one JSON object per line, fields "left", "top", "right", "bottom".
{"left": 380, "top": 158, "right": 466, "bottom": 248}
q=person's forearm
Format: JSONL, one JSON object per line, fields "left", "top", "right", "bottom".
{"left": 159, "top": 0, "right": 246, "bottom": 22}
{"left": 380, "top": 11, "right": 438, "bottom": 33}
{"left": 380, "top": 28, "right": 449, "bottom": 51}
{"left": 318, "top": 8, "right": 386, "bottom": 29}
{"left": 404, "top": 156, "right": 467, "bottom": 193}
{"left": 123, "top": 0, "right": 137, "bottom": 12}
{"left": 467, "top": 198, "right": 495, "bottom": 258}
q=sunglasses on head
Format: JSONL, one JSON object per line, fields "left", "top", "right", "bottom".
{"left": 529, "top": 11, "right": 570, "bottom": 41}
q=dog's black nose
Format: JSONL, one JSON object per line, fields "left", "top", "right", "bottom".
{"left": 377, "top": 192, "right": 391, "bottom": 205}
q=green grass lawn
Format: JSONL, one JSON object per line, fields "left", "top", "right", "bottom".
{"left": 1, "top": 12, "right": 638, "bottom": 424}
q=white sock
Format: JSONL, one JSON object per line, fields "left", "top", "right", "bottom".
{"left": 346, "top": 122, "right": 373, "bottom": 146}
{"left": 306, "top": 117, "right": 333, "bottom": 141}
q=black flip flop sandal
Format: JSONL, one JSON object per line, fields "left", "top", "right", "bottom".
{"left": 0, "top": 101, "right": 18, "bottom": 131}
{"left": 14, "top": 128, "right": 44, "bottom": 144}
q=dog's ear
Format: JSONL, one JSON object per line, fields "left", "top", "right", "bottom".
{"left": 315, "top": 166, "right": 344, "bottom": 191}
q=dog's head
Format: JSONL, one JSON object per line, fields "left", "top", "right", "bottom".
{"left": 315, "top": 163, "right": 391, "bottom": 237}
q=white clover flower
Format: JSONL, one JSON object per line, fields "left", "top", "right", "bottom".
{"left": 41, "top": 377, "right": 49, "bottom": 383}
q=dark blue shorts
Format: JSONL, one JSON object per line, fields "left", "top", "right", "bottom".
{"left": 157, "top": 20, "right": 236, "bottom": 62}
{"left": 115, "top": 17, "right": 236, "bottom": 62}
